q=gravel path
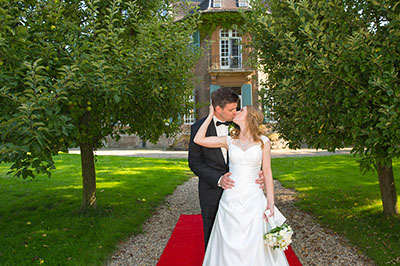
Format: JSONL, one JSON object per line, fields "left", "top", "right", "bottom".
{"left": 104, "top": 148, "right": 375, "bottom": 265}
{"left": 69, "top": 147, "right": 353, "bottom": 159}
{"left": 107, "top": 175, "right": 375, "bottom": 266}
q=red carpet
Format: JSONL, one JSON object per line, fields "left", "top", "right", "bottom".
{"left": 158, "top": 214, "right": 302, "bottom": 266}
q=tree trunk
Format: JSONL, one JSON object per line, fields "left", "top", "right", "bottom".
{"left": 377, "top": 159, "right": 398, "bottom": 215}
{"left": 80, "top": 142, "right": 97, "bottom": 209}
{"left": 79, "top": 111, "right": 97, "bottom": 210}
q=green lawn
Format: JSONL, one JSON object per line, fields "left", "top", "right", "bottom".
{"left": 1, "top": 153, "right": 399, "bottom": 265}
{"left": 0, "top": 154, "right": 192, "bottom": 265}
{"left": 272, "top": 155, "right": 400, "bottom": 266}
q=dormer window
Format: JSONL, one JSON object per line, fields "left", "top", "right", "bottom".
{"left": 210, "top": 0, "right": 221, "bottom": 8}
{"left": 237, "top": 0, "right": 248, "bottom": 7}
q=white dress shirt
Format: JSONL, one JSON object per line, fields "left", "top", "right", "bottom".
{"left": 213, "top": 116, "right": 229, "bottom": 164}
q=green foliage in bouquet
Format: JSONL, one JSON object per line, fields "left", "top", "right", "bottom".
{"left": 264, "top": 223, "right": 293, "bottom": 250}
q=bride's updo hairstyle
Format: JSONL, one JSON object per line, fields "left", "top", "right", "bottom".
{"left": 231, "top": 105, "right": 265, "bottom": 149}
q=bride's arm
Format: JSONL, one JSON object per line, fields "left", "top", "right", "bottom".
{"left": 193, "top": 105, "right": 228, "bottom": 149}
{"left": 262, "top": 139, "right": 275, "bottom": 217}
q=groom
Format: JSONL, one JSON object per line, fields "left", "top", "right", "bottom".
{"left": 188, "top": 87, "right": 264, "bottom": 249}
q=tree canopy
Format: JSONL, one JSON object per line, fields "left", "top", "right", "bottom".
{"left": 0, "top": 0, "right": 201, "bottom": 209}
{"left": 247, "top": 0, "right": 400, "bottom": 214}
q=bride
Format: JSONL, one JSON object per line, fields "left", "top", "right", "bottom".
{"left": 194, "top": 105, "right": 289, "bottom": 266}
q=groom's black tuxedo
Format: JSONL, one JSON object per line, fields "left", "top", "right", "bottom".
{"left": 188, "top": 117, "right": 229, "bottom": 249}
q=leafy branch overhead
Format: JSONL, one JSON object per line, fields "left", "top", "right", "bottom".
{"left": 0, "top": 0, "right": 202, "bottom": 209}
{"left": 247, "top": 0, "right": 399, "bottom": 214}
{"left": 197, "top": 11, "right": 247, "bottom": 37}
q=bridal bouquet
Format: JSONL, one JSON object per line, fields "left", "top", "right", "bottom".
{"left": 263, "top": 223, "right": 293, "bottom": 250}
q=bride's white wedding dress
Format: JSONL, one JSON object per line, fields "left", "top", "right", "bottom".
{"left": 202, "top": 136, "right": 289, "bottom": 266}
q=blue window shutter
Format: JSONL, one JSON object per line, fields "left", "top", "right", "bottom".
{"left": 241, "top": 84, "right": 252, "bottom": 106}
{"left": 193, "top": 30, "right": 200, "bottom": 47}
{"left": 210, "top": 85, "right": 220, "bottom": 97}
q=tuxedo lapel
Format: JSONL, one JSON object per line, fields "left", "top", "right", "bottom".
{"left": 207, "top": 121, "right": 227, "bottom": 167}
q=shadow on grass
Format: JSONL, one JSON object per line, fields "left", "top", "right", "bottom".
{"left": 0, "top": 154, "right": 192, "bottom": 265}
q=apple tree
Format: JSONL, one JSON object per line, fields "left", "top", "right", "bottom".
{"left": 0, "top": 0, "right": 201, "bottom": 209}
{"left": 247, "top": 0, "right": 399, "bottom": 214}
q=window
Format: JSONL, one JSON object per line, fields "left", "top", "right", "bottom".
{"left": 189, "top": 30, "right": 200, "bottom": 50}
{"left": 183, "top": 92, "right": 195, "bottom": 125}
{"left": 231, "top": 85, "right": 252, "bottom": 109}
{"left": 237, "top": 0, "right": 248, "bottom": 7}
{"left": 262, "top": 92, "right": 276, "bottom": 123}
{"left": 220, "top": 29, "right": 242, "bottom": 69}
{"left": 183, "top": 110, "right": 195, "bottom": 125}
{"left": 210, "top": 0, "right": 221, "bottom": 8}
{"left": 231, "top": 87, "right": 242, "bottom": 109}
{"left": 192, "top": 30, "right": 200, "bottom": 48}
{"left": 264, "top": 106, "right": 276, "bottom": 123}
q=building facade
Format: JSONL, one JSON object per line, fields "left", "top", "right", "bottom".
{"left": 185, "top": 0, "right": 263, "bottom": 123}
{"left": 179, "top": 0, "right": 286, "bottom": 150}
{"left": 105, "top": 0, "right": 279, "bottom": 150}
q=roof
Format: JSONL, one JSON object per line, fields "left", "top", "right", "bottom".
{"left": 173, "top": 0, "right": 251, "bottom": 22}
{"left": 197, "top": 0, "right": 251, "bottom": 12}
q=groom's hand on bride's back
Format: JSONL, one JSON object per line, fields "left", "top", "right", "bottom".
{"left": 220, "top": 172, "right": 235, "bottom": 190}
{"left": 256, "top": 171, "right": 265, "bottom": 189}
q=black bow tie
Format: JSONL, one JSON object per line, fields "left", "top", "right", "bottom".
{"left": 216, "top": 121, "right": 231, "bottom": 127}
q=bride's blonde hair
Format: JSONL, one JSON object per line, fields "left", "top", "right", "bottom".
{"left": 231, "top": 105, "right": 265, "bottom": 149}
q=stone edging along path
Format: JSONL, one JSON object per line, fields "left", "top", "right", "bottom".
{"left": 105, "top": 148, "right": 375, "bottom": 266}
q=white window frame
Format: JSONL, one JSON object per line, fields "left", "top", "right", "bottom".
{"left": 209, "top": 0, "right": 221, "bottom": 8}
{"left": 219, "top": 29, "right": 242, "bottom": 69}
{"left": 238, "top": 95, "right": 243, "bottom": 109}
{"left": 237, "top": 0, "right": 248, "bottom": 7}
{"left": 183, "top": 91, "right": 195, "bottom": 125}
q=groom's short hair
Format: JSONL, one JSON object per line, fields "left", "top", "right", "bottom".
{"left": 211, "top": 87, "right": 239, "bottom": 109}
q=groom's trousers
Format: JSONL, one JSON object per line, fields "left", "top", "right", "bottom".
{"left": 201, "top": 203, "right": 219, "bottom": 251}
